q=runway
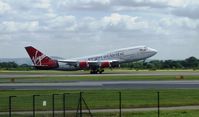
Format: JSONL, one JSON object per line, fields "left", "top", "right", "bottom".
{"left": 1, "top": 80, "right": 199, "bottom": 90}
{"left": 1, "top": 71, "right": 199, "bottom": 78}
{"left": 1, "top": 71, "right": 199, "bottom": 90}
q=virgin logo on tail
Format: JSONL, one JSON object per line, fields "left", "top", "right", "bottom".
{"left": 32, "top": 50, "right": 46, "bottom": 65}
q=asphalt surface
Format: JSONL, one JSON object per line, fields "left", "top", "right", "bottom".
{"left": 1, "top": 71, "right": 199, "bottom": 90}
{"left": 1, "top": 80, "right": 199, "bottom": 90}
{"left": 1, "top": 105, "right": 199, "bottom": 115}
{"left": 1, "top": 71, "right": 199, "bottom": 78}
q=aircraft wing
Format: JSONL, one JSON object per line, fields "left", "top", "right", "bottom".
{"left": 58, "top": 59, "right": 119, "bottom": 63}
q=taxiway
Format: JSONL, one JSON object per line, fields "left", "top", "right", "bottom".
{"left": 1, "top": 80, "right": 199, "bottom": 90}
{"left": 1, "top": 71, "right": 199, "bottom": 78}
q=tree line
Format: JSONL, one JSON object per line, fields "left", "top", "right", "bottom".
{"left": 0, "top": 56, "right": 199, "bottom": 70}
{"left": 121, "top": 56, "right": 199, "bottom": 70}
{"left": 0, "top": 62, "right": 32, "bottom": 70}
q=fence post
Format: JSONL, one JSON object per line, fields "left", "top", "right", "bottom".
{"left": 80, "top": 92, "right": 82, "bottom": 117}
{"left": 63, "top": 93, "right": 69, "bottom": 117}
{"left": 63, "top": 93, "right": 66, "bottom": 117}
{"left": 9, "top": 96, "right": 16, "bottom": 117}
{"left": 119, "top": 91, "right": 122, "bottom": 117}
{"left": 52, "top": 94, "right": 59, "bottom": 117}
{"left": 33, "top": 95, "right": 40, "bottom": 117}
{"left": 157, "top": 91, "right": 160, "bottom": 117}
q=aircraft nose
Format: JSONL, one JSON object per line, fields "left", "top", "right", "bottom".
{"left": 149, "top": 48, "right": 158, "bottom": 55}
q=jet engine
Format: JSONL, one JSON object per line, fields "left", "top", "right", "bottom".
{"left": 79, "top": 61, "right": 89, "bottom": 69}
{"left": 100, "top": 61, "right": 111, "bottom": 68}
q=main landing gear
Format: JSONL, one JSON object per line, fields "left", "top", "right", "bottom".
{"left": 90, "top": 69, "right": 104, "bottom": 74}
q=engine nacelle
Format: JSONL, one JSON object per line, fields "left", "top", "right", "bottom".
{"left": 79, "top": 61, "right": 89, "bottom": 69}
{"left": 100, "top": 61, "right": 111, "bottom": 68}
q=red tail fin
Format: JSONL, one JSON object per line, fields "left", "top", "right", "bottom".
{"left": 25, "top": 46, "right": 58, "bottom": 69}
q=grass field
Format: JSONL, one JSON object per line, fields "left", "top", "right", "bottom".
{"left": 0, "top": 89, "right": 199, "bottom": 116}
{"left": 0, "top": 89, "right": 199, "bottom": 111}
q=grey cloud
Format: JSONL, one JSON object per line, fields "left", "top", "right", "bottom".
{"left": 0, "top": 0, "right": 199, "bottom": 59}
{"left": 54, "top": 0, "right": 110, "bottom": 12}
{"left": 172, "top": 6, "right": 199, "bottom": 19}
{"left": 112, "top": 0, "right": 171, "bottom": 9}
{"left": 53, "top": 0, "right": 173, "bottom": 13}
{"left": 0, "top": 0, "right": 11, "bottom": 14}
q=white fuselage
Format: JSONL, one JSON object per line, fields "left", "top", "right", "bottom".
{"left": 77, "top": 46, "right": 157, "bottom": 63}
{"left": 25, "top": 45, "right": 157, "bottom": 73}
{"left": 57, "top": 46, "right": 157, "bottom": 70}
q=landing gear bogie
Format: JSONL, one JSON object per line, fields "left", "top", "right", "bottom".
{"left": 90, "top": 69, "right": 104, "bottom": 74}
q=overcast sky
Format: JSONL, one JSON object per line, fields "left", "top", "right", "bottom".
{"left": 0, "top": 0, "right": 199, "bottom": 60}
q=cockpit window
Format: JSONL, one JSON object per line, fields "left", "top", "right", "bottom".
{"left": 140, "top": 47, "right": 147, "bottom": 51}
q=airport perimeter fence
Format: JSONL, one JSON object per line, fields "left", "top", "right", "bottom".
{"left": 1, "top": 91, "right": 199, "bottom": 117}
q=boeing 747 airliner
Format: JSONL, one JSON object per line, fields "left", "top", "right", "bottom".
{"left": 25, "top": 46, "right": 157, "bottom": 74}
